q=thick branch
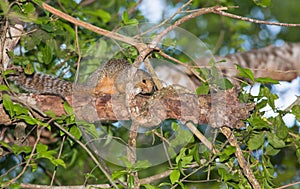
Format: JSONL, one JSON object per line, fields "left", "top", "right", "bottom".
{"left": 1, "top": 87, "right": 253, "bottom": 129}
{"left": 202, "top": 42, "right": 300, "bottom": 82}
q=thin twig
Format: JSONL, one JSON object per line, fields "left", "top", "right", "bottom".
{"left": 157, "top": 50, "right": 207, "bottom": 83}
{"left": 144, "top": 58, "right": 163, "bottom": 90}
{"left": 2, "top": 126, "right": 42, "bottom": 188}
{"left": 159, "top": 127, "right": 173, "bottom": 168}
{"left": 20, "top": 183, "right": 111, "bottom": 189}
{"left": 213, "top": 10, "right": 300, "bottom": 27}
{"left": 275, "top": 180, "right": 300, "bottom": 189}
{"left": 128, "top": 0, "right": 143, "bottom": 15}
{"left": 186, "top": 122, "right": 217, "bottom": 154}
{"left": 50, "top": 135, "right": 66, "bottom": 186}
{"left": 150, "top": 6, "right": 228, "bottom": 48}
{"left": 52, "top": 122, "right": 119, "bottom": 189}
{"left": 140, "top": 170, "right": 173, "bottom": 184}
{"left": 74, "top": 25, "right": 82, "bottom": 84}
{"left": 127, "top": 121, "right": 140, "bottom": 188}
{"left": 220, "top": 127, "right": 261, "bottom": 189}
{"left": 42, "top": 3, "right": 139, "bottom": 48}
{"left": 139, "top": 0, "right": 193, "bottom": 37}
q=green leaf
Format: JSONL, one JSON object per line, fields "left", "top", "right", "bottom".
{"left": 224, "top": 145, "right": 236, "bottom": 156}
{"left": 191, "top": 143, "right": 201, "bottom": 165}
{"left": 42, "top": 43, "right": 53, "bottom": 64}
{"left": 23, "top": 2, "right": 36, "bottom": 14}
{"left": 196, "top": 83, "right": 210, "bottom": 95}
{"left": 133, "top": 160, "right": 151, "bottom": 169}
{"left": 31, "top": 163, "right": 38, "bottom": 172}
{"left": 12, "top": 145, "right": 32, "bottom": 155}
{"left": 97, "top": 9, "right": 111, "bottom": 23}
{"left": 296, "top": 149, "right": 300, "bottom": 164}
{"left": 249, "top": 117, "right": 269, "bottom": 130}
{"left": 218, "top": 168, "right": 233, "bottom": 181}
{"left": 273, "top": 116, "right": 288, "bottom": 139}
{"left": 0, "top": 1, "right": 9, "bottom": 15}
{"left": 69, "top": 126, "right": 82, "bottom": 141}
{"left": 236, "top": 64, "right": 254, "bottom": 82}
{"left": 292, "top": 105, "right": 300, "bottom": 121}
{"left": 259, "top": 87, "right": 278, "bottom": 109}
{"left": 265, "top": 144, "right": 280, "bottom": 156}
{"left": 128, "top": 174, "right": 135, "bottom": 188}
{"left": 85, "top": 173, "right": 98, "bottom": 181}
{"left": 63, "top": 101, "right": 74, "bottom": 115}
{"left": 177, "top": 181, "right": 185, "bottom": 189}
{"left": 0, "top": 85, "right": 9, "bottom": 91}
{"left": 112, "top": 170, "right": 127, "bottom": 180}
{"left": 36, "top": 143, "right": 48, "bottom": 153}
{"left": 266, "top": 132, "right": 285, "bottom": 148}
{"left": 253, "top": 0, "right": 271, "bottom": 7}
{"left": 16, "top": 115, "right": 38, "bottom": 125}
{"left": 52, "top": 159, "right": 66, "bottom": 168}
{"left": 32, "top": 0, "right": 43, "bottom": 6}
{"left": 13, "top": 103, "right": 29, "bottom": 116}
{"left": 170, "top": 169, "right": 180, "bottom": 184}
{"left": 248, "top": 132, "right": 265, "bottom": 150}
{"left": 122, "top": 11, "right": 138, "bottom": 25}
{"left": 2, "top": 94, "right": 14, "bottom": 117}
{"left": 256, "top": 77, "right": 279, "bottom": 84}
{"left": 219, "top": 146, "right": 236, "bottom": 162}
{"left": 24, "top": 63, "right": 35, "bottom": 75}
{"left": 255, "top": 99, "right": 268, "bottom": 110}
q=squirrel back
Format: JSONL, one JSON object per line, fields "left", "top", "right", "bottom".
{"left": 7, "top": 59, "right": 155, "bottom": 97}
{"left": 7, "top": 67, "right": 72, "bottom": 97}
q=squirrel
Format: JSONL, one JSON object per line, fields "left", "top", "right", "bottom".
{"left": 7, "top": 59, "right": 155, "bottom": 98}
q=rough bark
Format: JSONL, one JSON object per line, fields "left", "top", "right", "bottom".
{"left": 0, "top": 87, "right": 254, "bottom": 129}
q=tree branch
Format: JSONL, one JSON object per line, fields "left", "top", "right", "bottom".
{"left": 220, "top": 127, "right": 261, "bottom": 189}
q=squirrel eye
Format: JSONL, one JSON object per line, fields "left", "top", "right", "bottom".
{"left": 142, "top": 79, "right": 147, "bottom": 84}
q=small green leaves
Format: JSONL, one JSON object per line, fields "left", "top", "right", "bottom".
{"left": 259, "top": 87, "right": 278, "bottom": 109}
{"left": 0, "top": 1, "right": 9, "bottom": 15}
{"left": 292, "top": 105, "right": 300, "bottom": 121}
{"left": 248, "top": 132, "right": 265, "bottom": 150}
{"left": 122, "top": 11, "right": 138, "bottom": 25}
{"left": 266, "top": 132, "right": 285, "bottom": 149}
{"left": 196, "top": 83, "right": 210, "bottom": 95}
{"left": 41, "top": 43, "right": 53, "bottom": 64}
{"left": 23, "top": 2, "right": 36, "bottom": 14}
{"left": 63, "top": 101, "right": 74, "bottom": 115}
{"left": 169, "top": 169, "right": 180, "bottom": 184}
{"left": 219, "top": 146, "right": 236, "bottom": 162}
{"left": 2, "top": 94, "right": 14, "bottom": 117}
{"left": 69, "top": 126, "right": 81, "bottom": 141}
{"left": 248, "top": 116, "right": 270, "bottom": 130}
{"left": 256, "top": 77, "right": 279, "bottom": 84}
{"left": 36, "top": 143, "right": 66, "bottom": 168}
{"left": 236, "top": 64, "right": 255, "bottom": 82}
{"left": 253, "top": 0, "right": 271, "bottom": 7}
{"left": 265, "top": 144, "right": 280, "bottom": 156}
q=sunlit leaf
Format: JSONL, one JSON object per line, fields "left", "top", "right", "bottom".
{"left": 2, "top": 94, "right": 14, "bottom": 117}
{"left": 170, "top": 170, "right": 180, "bottom": 184}
{"left": 236, "top": 64, "right": 254, "bottom": 82}
{"left": 256, "top": 77, "right": 279, "bottom": 84}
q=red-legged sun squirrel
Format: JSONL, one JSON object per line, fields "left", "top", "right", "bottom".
{"left": 7, "top": 59, "right": 155, "bottom": 97}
